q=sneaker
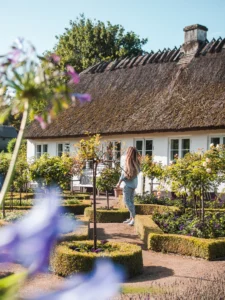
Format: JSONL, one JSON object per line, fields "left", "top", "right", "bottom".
{"left": 128, "top": 219, "right": 135, "bottom": 226}
{"left": 123, "top": 219, "right": 131, "bottom": 224}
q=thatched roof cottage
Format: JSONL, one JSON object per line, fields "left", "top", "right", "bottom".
{"left": 25, "top": 24, "right": 225, "bottom": 193}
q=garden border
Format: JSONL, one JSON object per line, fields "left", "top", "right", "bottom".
{"left": 51, "top": 240, "right": 143, "bottom": 278}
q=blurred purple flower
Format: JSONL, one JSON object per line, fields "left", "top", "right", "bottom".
{"left": 179, "top": 225, "right": 184, "bottom": 231}
{"left": 7, "top": 49, "right": 22, "bottom": 64}
{"left": 71, "top": 93, "right": 91, "bottom": 104}
{"left": 48, "top": 53, "right": 60, "bottom": 64}
{"left": 34, "top": 115, "right": 47, "bottom": 129}
{"left": 29, "top": 259, "right": 124, "bottom": 300}
{"left": 66, "top": 65, "right": 80, "bottom": 84}
{"left": 100, "top": 240, "right": 108, "bottom": 245}
{"left": 0, "top": 192, "right": 76, "bottom": 275}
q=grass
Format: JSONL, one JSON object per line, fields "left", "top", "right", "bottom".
{"left": 121, "top": 285, "right": 164, "bottom": 295}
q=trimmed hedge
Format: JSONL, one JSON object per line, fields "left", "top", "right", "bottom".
{"left": 51, "top": 240, "right": 143, "bottom": 278}
{"left": 84, "top": 207, "right": 130, "bottom": 223}
{"left": 59, "top": 219, "right": 90, "bottom": 242}
{"left": 149, "top": 233, "right": 225, "bottom": 260}
{"left": 4, "top": 201, "right": 92, "bottom": 215}
{"left": 135, "top": 215, "right": 163, "bottom": 247}
{"left": 135, "top": 204, "right": 180, "bottom": 215}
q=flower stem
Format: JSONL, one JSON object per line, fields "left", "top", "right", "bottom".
{"left": 0, "top": 100, "right": 29, "bottom": 216}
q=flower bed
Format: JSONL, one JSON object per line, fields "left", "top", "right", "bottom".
{"left": 153, "top": 210, "right": 225, "bottom": 238}
{"left": 84, "top": 207, "right": 130, "bottom": 223}
{"left": 149, "top": 233, "right": 225, "bottom": 260}
{"left": 51, "top": 240, "right": 143, "bottom": 278}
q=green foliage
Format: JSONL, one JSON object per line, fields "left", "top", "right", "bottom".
{"left": 51, "top": 240, "right": 143, "bottom": 278}
{"left": 7, "top": 139, "right": 26, "bottom": 154}
{"left": 96, "top": 167, "right": 120, "bottom": 192}
{"left": 63, "top": 202, "right": 92, "bottom": 215}
{"left": 0, "top": 152, "right": 10, "bottom": 176}
{"left": 76, "top": 134, "right": 101, "bottom": 161}
{"left": 0, "top": 272, "right": 27, "bottom": 300}
{"left": 29, "top": 153, "right": 74, "bottom": 189}
{"left": 149, "top": 233, "right": 225, "bottom": 260}
{"left": 84, "top": 207, "right": 130, "bottom": 223}
{"left": 134, "top": 193, "right": 184, "bottom": 208}
{"left": 141, "top": 155, "right": 164, "bottom": 180}
{"left": 51, "top": 14, "right": 148, "bottom": 73}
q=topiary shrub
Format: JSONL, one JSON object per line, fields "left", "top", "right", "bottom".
{"left": 63, "top": 201, "right": 92, "bottom": 215}
{"left": 84, "top": 207, "right": 130, "bottom": 223}
{"left": 51, "top": 240, "right": 143, "bottom": 278}
{"left": 149, "top": 233, "right": 225, "bottom": 260}
{"left": 135, "top": 204, "right": 181, "bottom": 215}
{"left": 135, "top": 215, "right": 163, "bottom": 247}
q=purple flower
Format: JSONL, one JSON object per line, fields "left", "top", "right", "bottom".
{"left": 0, "top": 193, "right": 76, "bottom": 275}
{"left": 101, "top": 240, "right": 108, "bottom": 245}
{"left": 7, "top": 49, "right": 22, "bottom": 64}
{"left": 66, "top": 65, "right": 80, "bottom": 84}
{"left": 48, "top": 53, "right": 60, "bottom": 64}
{"left": 34, "top": 115, "right": 47, "bottom": 129}
{"left": 179, "top": 225, "right": 184, "bottom": 231}
{"left": 71, "top": 93, "right": 91, "bottom": 104}
{"left": 29, "top": 259, "right": 124, "bottom": 300}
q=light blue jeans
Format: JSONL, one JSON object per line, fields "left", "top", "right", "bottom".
{"left": 123, "top": 185, "right": 135, "bottom": 218}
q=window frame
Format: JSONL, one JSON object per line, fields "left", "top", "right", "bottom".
{"left": 169, "top": 138, "right": 191, "bottom": 161}
{"left": 36, "top": 144, "right": 48, "bottom": 158}
{"left": 135, "top": 139, "right": 153, "bottom": 157}
{"left": 57, "top": 143, "right": 71, "bottom": 157}
{"left": 209, "top": 136, "right": 225, "bottom": 148}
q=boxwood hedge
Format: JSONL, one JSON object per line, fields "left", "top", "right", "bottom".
{"left": 4, "top": 201, "right": 92, "bottom": 215}
{"left": 84, "top": 207, "right": 130, "bottom": 223}
{"left": 135, "top": 204, "right": 181, "bottom": 215}
{"left": 149, "top": 233, "right": 225, "bottom": 260}
{"left": 51, "top": 240, "right": 143, "bottom": 278}
{"left": 135, "top": 215, "right": 163, "bottom": 247}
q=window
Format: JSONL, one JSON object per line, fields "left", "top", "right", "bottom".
{"left": 135, "top": 139, "right": 153, "bottom": 157}
{"left": 105, "top": 141, "right": 121, "bottom": 166}
{"left": 210, "top": 136, "right": 225, "bottom": 147}
{"left": 170, "top": 138, "right": 190, "bottom": 160}
{"left": 57, "top": 143, "right": 70, "bottom": 157}
{"left": 36, "top": 144, "right": 48, "bottom": 158}
{"left": 36, "top": 145, "right": 42, "bottom": 158}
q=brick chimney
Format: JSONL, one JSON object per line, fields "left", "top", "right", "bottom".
{"left": 179, "top": 24, "right": 208, "bottom": 64}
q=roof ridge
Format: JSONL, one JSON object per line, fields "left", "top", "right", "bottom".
{"left": 81, "top": 37, "right": 224, "bottom": 74}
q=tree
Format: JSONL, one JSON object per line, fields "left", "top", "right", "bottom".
{"left": 96, "top": 167, "right": 120, "bottom": 209}
{"left": 50, "top": 14, "right": 148, "bottom": 73}
{"left": 141, "top": 155, "right": 164, "bottom": 194}
{"left": 30, "top": 153, "right": 74, "bottom": 190}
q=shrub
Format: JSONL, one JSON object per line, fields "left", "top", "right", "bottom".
{"left": 84, "top": 207, "right": 130, "bottom": 222}
{"left": 135, "top": 215, "right": 163, "bottom": 247}
{"left": 51, "top": 240, "right": 143, "bottom": 278}
{"left": 149, "top": 233, "right": 225, "bottom": 260}
{"left": 63, "top": 202, "right": 92, "bottom": 215}
{"left": 135, "top": 204, "right": 181, "bottom": 215}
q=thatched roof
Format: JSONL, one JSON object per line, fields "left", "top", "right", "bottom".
{"left": 25, "top": 36, "right": 225, "bottom": 139}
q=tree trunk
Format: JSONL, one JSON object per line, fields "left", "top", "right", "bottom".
{"left": 106, "top": 191, "right": 109, "bottom": 209}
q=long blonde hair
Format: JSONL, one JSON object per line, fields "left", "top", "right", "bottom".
{"left": 125, "top": 147, "right": 140, "bottom": 179}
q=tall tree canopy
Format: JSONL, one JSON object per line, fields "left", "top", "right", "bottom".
{"left": 51, "top": 14, "right": 148, "bottom": 73}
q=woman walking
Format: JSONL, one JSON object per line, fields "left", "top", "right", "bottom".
{"left": 116, "top": 147, "right": 140, "bottom": 226}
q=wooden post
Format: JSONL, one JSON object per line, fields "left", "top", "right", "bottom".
{"left": 106, "top": 191, "right": 109, "bottom": 209}
{"left": 93, "top": 159, "right": 97, "bottom": 250}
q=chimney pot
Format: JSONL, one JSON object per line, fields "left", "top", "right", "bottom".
{"left": 184, "top": 24, "right": 208, "bottom": 44}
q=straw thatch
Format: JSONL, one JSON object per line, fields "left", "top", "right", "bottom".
{"left": 25, "top": 37, "right": 225, "bottom": 139}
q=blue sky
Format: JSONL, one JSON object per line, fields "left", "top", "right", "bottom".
{"left": 0, "top": 0, "right": 225, "bottom": 55}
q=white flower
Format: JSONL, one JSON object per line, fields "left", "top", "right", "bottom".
{"left": 216, "top": 144, "right": 220, "bottom": 149}
{"left": 210, "top": 143, "right": 214, "bottom": 148}
{"left": 206, "top": 168, "right": 211, "bottom": 173}
{"left": 34, "top": 76, "right": 42, "bottom": 84}
{"left": 206, "top": 158, "right": 211, "bottom": 163}
{"left": 202, "top": 162, "right": 207, "bottom": 167}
